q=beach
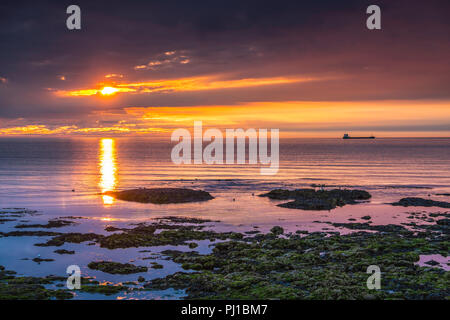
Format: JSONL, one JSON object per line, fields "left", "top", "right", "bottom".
{"left": 0, "top": 137, "right": 449, "bottom": 299}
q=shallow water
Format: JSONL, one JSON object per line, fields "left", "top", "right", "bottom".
{"left": 0, "top": 137, "right": 449, "bottom": 299}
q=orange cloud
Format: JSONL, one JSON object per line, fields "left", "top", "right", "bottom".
{"left": 54, "top": 75, "right": 314, "bottom": 97}
{"left": 124, "top": 100, "right": 450, "bottom": 135}
{"left": 133, "top": 50, "right": 190, "bottom": 70}
{"left": 0, "top": 125, "right": 77, "bottom": 135}
{"left": 105, "top": 74, "right": 124, "bottom": 79}
{"left": 3, "top": 100, "right": 448, "bottom": 137}
{"left": 122, "top": 76, "right": 311, "bottom": 92}
{"left": 0, "top": 125, "right": 168, "bottom": 136}
{"left": 55, "top": 87, "right": 136, "bottom": 97}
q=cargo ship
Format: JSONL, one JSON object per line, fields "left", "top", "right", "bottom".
{"left": 343, "top": 133, "right": 375, "bottom": 139}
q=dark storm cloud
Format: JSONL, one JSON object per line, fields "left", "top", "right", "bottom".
{"left": 0, "top": 0, "right": 449, "bottom": 120}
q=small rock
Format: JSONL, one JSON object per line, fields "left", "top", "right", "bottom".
{"left": 270, "top": 226, "right": 284, "bottom": 235}
{"left": 425, "top": 260, "right": 440, "bottom": 266}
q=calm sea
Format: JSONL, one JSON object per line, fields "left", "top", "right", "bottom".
{"left": 0, "top": 137, "right": 449, "bottom": 207}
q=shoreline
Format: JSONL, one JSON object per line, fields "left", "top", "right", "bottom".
{"left": 0, "top": 195, "right": 449, "bottom": 299}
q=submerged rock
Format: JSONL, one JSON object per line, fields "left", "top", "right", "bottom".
{"left": 103, "top": 188, "right": 214, "bottom": 204}
{"left": 424, "top": 260, "right": 440, "bottom": 266}
{"left": 259, "top": 188, "right": 371, "bottom": 211}
{"left": 32, "top": 257, "right": 54, "bottom": 264}
{"left": 151, "top": 262, "right": 164, "bottom": 269}
{"left": 155, "top": 216, "right": 219, "bottom": 224}
{"left": 391, "top": 197, "right": 450, "bottom": 208}
{"left": 15, "top": 219, "right": 75, "bottom": 229}
{"left": 54, "top": 249, "right": 75, "bottom": 255}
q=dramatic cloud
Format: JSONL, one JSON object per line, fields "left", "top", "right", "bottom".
{"left": 0, "top": 0, "right": 449, "bottom": 136}
{"left": 53, "top": 75, "right": 317, "bottom": 97}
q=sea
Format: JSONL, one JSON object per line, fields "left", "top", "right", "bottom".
{"left": 0, "top": 137, "right": 449, "bottom": 299}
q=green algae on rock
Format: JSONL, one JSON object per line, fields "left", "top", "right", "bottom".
{"left": 88, "top": 261, "right": 148, "bottom": 274}
{"left": 0, "top": 268, "right": 73, "bottom": 300}
{"left": 151, "top": 262, "right": 164, "bottom": 269}
{"left": 144, "top": 220, "right": 449, "bottom": 300}
{"left": 270, "top": 226, "right": 284, "bottom": 235}
{"left": 259, "top": 188, "right": 371, "bottom": 210}
{"left": 35, "top": 232, "right": 102, "bottom": 247}
{"left": 188, "top": 242, "right": 199, "bottom": 249}
{"left": 0, "top": 263, "right": 132, "bottom": 299}
{"left": 103, "top": 188, "right": 214, "bottom": 204}
{"left": 32, "top": 221, "right": 243, "bottom": 249}
{"left": 98, "top": 226, "right": 243, "bottom": 249}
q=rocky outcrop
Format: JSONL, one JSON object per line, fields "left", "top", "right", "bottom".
{"left": 103, "top": 188, "right": 214, "bottom": 204}
{"left": 391, "top": 197, "right": 450, "bottom": 208}
{"left": 259, "top": 188, "right": 371, "bottom": 211}
{"left": 87, "top": 261, "right": 148, "bottom": 274}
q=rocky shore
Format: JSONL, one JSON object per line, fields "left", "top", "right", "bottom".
{"left": 103, "top": 188, "right": 214, "bottom": 204}
{"left": 392, "top": 197, "right": 450, "bottom": 208}
{"left": 0, "top": 210, "right": 448, "bottom": 300}
{"left": 0, "top": 192, "right": 449, "bottom": 300}
{"left": 259, "top": 188, "right": 371, "bottom": 210}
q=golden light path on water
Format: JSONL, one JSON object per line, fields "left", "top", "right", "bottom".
{"left": 99, "top": 138, "right": 117, "bottom": 205}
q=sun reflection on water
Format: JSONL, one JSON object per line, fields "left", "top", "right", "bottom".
{"left": 99, "top": 138, "right": 117, "bottom": 205}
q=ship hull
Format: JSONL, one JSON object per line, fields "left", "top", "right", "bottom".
{"left": 343, "top": 137, "right": 375, "bottom": 139}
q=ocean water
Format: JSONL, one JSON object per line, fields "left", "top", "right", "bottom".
{"left": 0, "top": 137, "right": 449, "bottom": 298}
{"left": 0, "top": 136, "right": 449, "bottom": 227}
{"left": 1, "top": 137, "right": 449, "bottom": 200}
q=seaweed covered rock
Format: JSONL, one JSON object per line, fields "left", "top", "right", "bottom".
{"left": 270, "top": 226, "right": 284, "bottom": 235}
{"left": 259, "top": 188, "right": 371, "bottom": 210}
{"left": 35, "top": 233, "right": 102, "bottom": 247}
{"left": 144, "top": 220, "right": 450, "bottom": 300}
{"left": 88, "top": 261, "right": 148, "bottom": 274}
{"left": 32, "top": 221, "right": 243, "bottom": 249}
{"left": 0, "top": 271, "right": 73, "bottom": 300}
{"left": 391, "top": 197, "right": 450, "bottom": 208}
{"left": 98, "top": 225, "right": 242, "bottom": 249}
{"left": 103, "top": 188, "right": 214, "bottom": 204}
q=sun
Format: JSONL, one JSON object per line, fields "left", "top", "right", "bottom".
{"left": 100, "top": 86, "right": 118, "bottom": 95}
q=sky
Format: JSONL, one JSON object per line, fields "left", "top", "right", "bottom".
{"left": 0, "top": 0, "right": 449, "bottom": 137}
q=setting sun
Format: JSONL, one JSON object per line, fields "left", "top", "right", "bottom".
{"left": 100, "top": 86, "right": 118, "bottom": 95}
